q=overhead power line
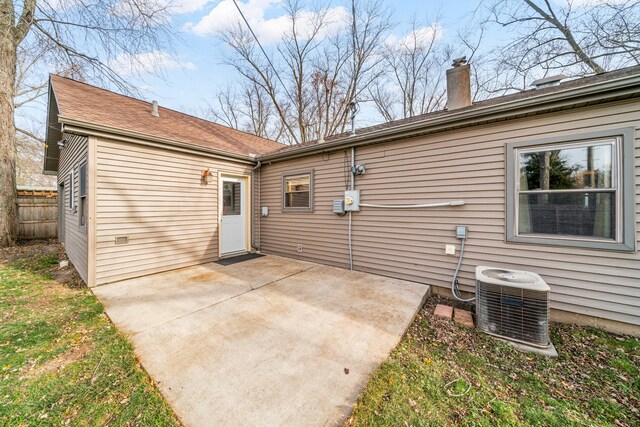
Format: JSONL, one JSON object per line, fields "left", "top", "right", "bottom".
{"left": 230, "top": 0, "right": 296, "bottom": 109}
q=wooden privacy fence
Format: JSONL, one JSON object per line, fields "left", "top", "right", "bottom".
{"left": 17, "top": 188, "right": 58, "bottom": 240}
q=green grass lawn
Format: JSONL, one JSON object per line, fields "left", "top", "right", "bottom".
{"left": 0, "top": 243, "right": 180, "bottom": 426}
{"left": 347, "top": 297, "right": 640, "bottom": 427}
{"left": 2, "top": 243, "right": 638, "bottom": 426}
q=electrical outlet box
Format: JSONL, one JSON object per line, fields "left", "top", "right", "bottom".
{"left": 344, "top": 190, "right": 360, "bottom": 212}
{"left": 445, "top": 244, "right": 456, "bottom": 255}
{"left": 261, "top": 206, "right": 269, "bottom": 216}
{"left": 296, "top": 244, "right": 303, "bottom": 253}
{"left": 456, "top": 225, "right": 467, "bottom": 239}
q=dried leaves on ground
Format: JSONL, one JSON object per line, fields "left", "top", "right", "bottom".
{"left": 348, "top": 296, "right": 639, "bottom": 427}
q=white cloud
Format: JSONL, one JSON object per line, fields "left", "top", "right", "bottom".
{"left": 187, "top": 0, "right": 348, "bottom": 45}
{"left": 385, "top": 24, "right": 444, "bottom": 50}
{"left": 110, "top": 51, "right": 197, "bottom": 76}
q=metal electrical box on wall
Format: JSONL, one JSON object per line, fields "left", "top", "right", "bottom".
{"left": 344, "top": 190, "right": 360, "bottom": 211}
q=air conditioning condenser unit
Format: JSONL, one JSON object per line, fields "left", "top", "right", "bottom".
{"left": 475, "top": 266, "right": 550, "bottom": 348}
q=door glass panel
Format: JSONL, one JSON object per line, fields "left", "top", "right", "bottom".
{"left": 223, "top": 181, "right": 241, "bottom": 216}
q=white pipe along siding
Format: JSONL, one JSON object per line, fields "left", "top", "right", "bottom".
{"left": 257, "top": 99, "right": 640, "bottom": 328}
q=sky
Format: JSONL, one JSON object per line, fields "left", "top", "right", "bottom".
{"left": 17, "top": 0, "right": 495, "bottom": 186}
{"left": 108, "top": 0, "right": 487, "bottom": 116}
{"left": 19, "top": 0, "right": 614, "bottom": 137}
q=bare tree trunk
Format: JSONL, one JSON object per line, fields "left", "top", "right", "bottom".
{"left": 540, "top": 151, "right": 551, "bottom": 206}
{"left": 1, "top": 0, "right": 172, "bottom": 246}
{"left": 540, "top": 151, "right": 551, "bottom": 191}
{"left": 0, "top": 36, "right": 18, "bottom": 246}
{"left": 523, "top": 0, "right": 605, "bottom": 74}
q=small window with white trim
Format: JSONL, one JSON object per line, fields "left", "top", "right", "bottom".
{"left": 282, "top": 171, "right": 313, "bottom": 211}
{"left": 507, "top": 130, "right": 635, "bottom": 251}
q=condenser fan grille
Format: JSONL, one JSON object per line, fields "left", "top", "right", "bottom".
{"left": 481, "top": 269, "right": 537, "bottom": 284}
{"left": 476, "top": 281, "right": 550, "bottom": 348}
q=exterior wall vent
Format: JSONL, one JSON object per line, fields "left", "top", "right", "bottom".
{"left": 531, "top": 75, "right": 567, "bottom": 90}
{"left": 115, "top": 236, "right": 129, "bottom": 245}
{"left": 475, "top": 266, "right": 550, "bottom": 348}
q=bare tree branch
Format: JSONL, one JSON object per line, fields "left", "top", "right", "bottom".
{"left": 1, "top": 0, "right": 175, "bottom": 245}
{"left": 16, "top": 127, "right": 44, "bottom": 143}
{"left": 217, "top": 0, "right": 391, "bottom": 144}
{"left": 486, "top": 0, "right": 639, "bottom": 84}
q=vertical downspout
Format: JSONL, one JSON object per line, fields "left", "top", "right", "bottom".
{"left": 251, "top": 160, "right": 262, "bottom": 251}
{"left": 349, "top": 147, "right": 355, "bottom": 270}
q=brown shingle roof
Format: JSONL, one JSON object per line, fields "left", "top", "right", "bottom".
{"left": 50, "top": 75, "right": 284, "bottom": 157}
{"left": 269, "top": 65, "right": 640, "bottom": 156}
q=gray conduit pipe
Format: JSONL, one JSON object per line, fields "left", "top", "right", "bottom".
{"left": 451, "top": 238, "right": 475, "bottom": 302}
{"left": 348, "top": 147, "right": 355, "bottom": 270}
{"left": 251, "top": 160, "right": 262, "bottom": 251}
{"left": 347, "top": 147, "right": 465, "bottom": 269}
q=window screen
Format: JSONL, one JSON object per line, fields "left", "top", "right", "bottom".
{"left": 79, "top": 162, "right": 87, "bottom": 227}
{"left": 79, "top": 163, "right": 87, "bottom": 197}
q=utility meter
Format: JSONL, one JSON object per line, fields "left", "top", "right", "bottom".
{"left": 344, "top": 190, "right": 360, "bottom": 212}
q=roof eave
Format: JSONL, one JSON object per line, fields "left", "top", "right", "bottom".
{"left": 260, "top": 71, "right": 640, "bottom": 162}
{"left": 43, "top": 77, "right": 61, "bottom": 174}
{"left": 59, "top": 117, "right": 258, "bottom": 164}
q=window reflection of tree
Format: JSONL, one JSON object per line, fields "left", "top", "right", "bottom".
{"left": 519, "top": 145, "right": 615, "bottom": 239}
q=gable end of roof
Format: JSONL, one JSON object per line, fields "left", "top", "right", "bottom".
{"left": 43, "top": 78, "right": 61, "bottom": 175}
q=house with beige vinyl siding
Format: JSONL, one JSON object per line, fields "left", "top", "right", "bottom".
{"left": 44, "top": 65, "right": 640, "bottom": 335}
{"left": 44, "top": 75, "right": 283, "bottom": 286}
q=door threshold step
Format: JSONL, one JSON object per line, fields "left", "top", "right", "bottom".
{"left": 216, "top": 253, "right": 264, "bottom": 266}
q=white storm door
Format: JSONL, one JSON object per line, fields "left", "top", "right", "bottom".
{"left": 220, "top": 177, "right": 247, "bottom": 255}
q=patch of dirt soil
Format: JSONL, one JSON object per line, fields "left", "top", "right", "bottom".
{"left": 0, "top": 240, "right": 61, "bottom": 264}
{"left": 50, "top": 267, "right": 85, "bottom": 289}
{"left": 0, "top": 241, "right": 85, "bottom": 289}
{"left": 26, "top": 338, "right": 94, "bottom": 378}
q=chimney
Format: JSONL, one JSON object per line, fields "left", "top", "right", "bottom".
{"left": 446, "top": 57, "right": 471, "bottom": 110}
{"left": 151, "top": 100, "right": 160, "bottom": 117}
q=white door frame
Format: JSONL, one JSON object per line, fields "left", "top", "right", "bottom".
{"left": 218, "top": 172, "right": 251, "bottom": 257}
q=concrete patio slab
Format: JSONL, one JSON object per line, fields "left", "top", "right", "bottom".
{"left": 92, "top": 256, "right": 316, "bottom": 335}
{"left": 93, "top": 255, "right": 429, "bottom": 427}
